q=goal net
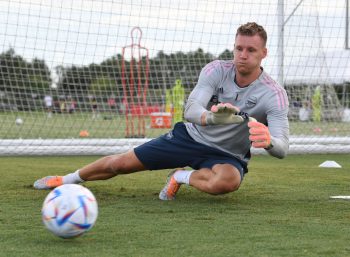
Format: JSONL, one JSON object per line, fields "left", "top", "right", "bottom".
{"left": 0, "top": 0, "right": 349, "bottom": 155}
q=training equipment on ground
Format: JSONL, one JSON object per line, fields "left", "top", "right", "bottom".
{"left": 15, "top": 118, "right": 23, "bottom": 125}
{"left": 41, "top": 184, "right": 98, "bottom": 239}
{"left": 248, "top": 121, "right": 272, "bottom": 149}
{"left": 206, "top": 103, "right": 244, "bottom": 125}
{"left": 79, "top": 130, "right": 90, "bottom": 138}
{"left": 319, "top": 160, "right": 342, "bottom": 168}
{"left": 330, "top": 196, "right": 350, "bottom": 200}
{"left": 122, "top": 27, "right": 149, "bottom": 138}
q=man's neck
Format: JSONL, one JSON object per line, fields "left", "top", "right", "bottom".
{"left": 235, "top": 68, "right": 262, "bottom": 88}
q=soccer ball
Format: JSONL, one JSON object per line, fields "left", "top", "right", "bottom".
{"left": 15, "top": 117, "right": 23, "bottom": 125}
{"left": 41, "top": 184, "right": 98, "bottom": 239}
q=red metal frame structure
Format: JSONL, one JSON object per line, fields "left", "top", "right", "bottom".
{"left": 121, "top": 27, "right": 150, "bottom": 138}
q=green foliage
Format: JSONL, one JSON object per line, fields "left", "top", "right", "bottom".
{"left": 0, "top": 47, "right": 229, "bottom": 109}
{"left": 90, "top": 76, "right": 118, "bottom": 95}
{"left": 29, "top": 74, "right": 50, "bottom": 90}
{"left": 333, "top": 82, "right": 350, "bottom": 108}
{"left": 0, "top": 50, "right": 51, "bottom": 92}
{"left": 217, "top": 49, "right": 234, "bottom": 60}
{"left": 0, "top": 154, "right": 349, "bottom": 257}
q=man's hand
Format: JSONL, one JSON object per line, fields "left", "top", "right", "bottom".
{"left": 248, "top": 121, "right": 272, "bottom": 149}
{"left": 205, "top": 103, "right": 244, "bottom": 125}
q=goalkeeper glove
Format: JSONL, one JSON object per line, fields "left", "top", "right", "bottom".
{"left": 205, "top": 103, "right": 244, "bottom": 125}
{"left": 248, "top": 121, "right": 272, "bottom": 149}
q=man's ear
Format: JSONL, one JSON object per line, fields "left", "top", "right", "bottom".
{"left": 262, "top": 47, "right": 267, "bottom": 58}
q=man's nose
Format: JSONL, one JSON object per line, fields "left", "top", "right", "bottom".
{"left": 240, "top": 49, "right": 248, "bottom": 58}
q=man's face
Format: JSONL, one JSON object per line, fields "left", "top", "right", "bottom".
{"left": 233, "top": 34, "right": 267, "bottom": 75}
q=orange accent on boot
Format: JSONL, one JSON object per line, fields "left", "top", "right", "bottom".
{"left": 46, "top": 176, "right": 63, "bottom": 188}
{"left": 166, "top": 176, "right": 181, "bottom": 198}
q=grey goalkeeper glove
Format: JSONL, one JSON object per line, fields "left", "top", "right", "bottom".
{"left": 205, "top": 103, "right": 244, "bottom": 125}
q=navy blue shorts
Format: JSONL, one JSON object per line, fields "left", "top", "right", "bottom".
{"left": 134, "top": 122, "right": 247, "bottom": 180}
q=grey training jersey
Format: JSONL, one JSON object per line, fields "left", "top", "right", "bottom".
{"left": 184, "top": 60, "right": 289, "bottom": 165}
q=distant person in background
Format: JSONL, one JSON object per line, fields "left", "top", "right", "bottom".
{"left": 108, "top": 96, "right": 117, "bottom": 111}
{"left": 172, "top": 79, "right": 185, "bottom": 123}
{"left": 67, "top": 96, "right": 76, "bottom": 114}
{"left": 44, "top": 94, "right": 53, "bottom": 118}
{"left": 34, "top": 22, "right": 289, "bottom": 201}
{"left": 90, "top": 97, "right": 98, "bottom": 119}
{"left": 57, "top": 95, "right": 67, "bottom": 113}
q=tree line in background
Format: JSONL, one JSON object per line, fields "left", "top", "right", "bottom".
{"left": 0, "top": 47, "right": 233, "bottom": 112}
{"left": 0, "top": 47, "right": 349, "bottom": 116}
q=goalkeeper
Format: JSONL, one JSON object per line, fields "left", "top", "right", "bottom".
{"left": 34, "top": 22, "right": 289, "bottom": 200}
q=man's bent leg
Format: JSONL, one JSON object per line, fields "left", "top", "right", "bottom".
{"left": 189, "top": 164, "right": 241, "bottom": 195}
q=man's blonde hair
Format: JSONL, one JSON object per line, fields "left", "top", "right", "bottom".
{"left": 236, "top": 22, "right": 267, "bottom": 46}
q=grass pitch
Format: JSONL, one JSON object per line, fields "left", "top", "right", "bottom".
{"left": 0, "top": 154, "right": 350, "bottom": 257}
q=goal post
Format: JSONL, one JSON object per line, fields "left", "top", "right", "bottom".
{"left": 0, "top": 0, "right": 349, "bottom": 155}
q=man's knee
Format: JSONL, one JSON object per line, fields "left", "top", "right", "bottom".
{"left": 105, "top": 151, "right": 145, "bottom": 175}
{"left": 225, "top": 179, "right": 241, "bottom": 192}
{"left": 102, "top": 155, "right": 121, "bottom": 175}
{"left": 209, "top": 165, "right": 242, "bottom": 194}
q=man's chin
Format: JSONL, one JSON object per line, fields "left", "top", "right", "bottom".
{"left": 236, "top": 67, "right": 251, "bottom": 75}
